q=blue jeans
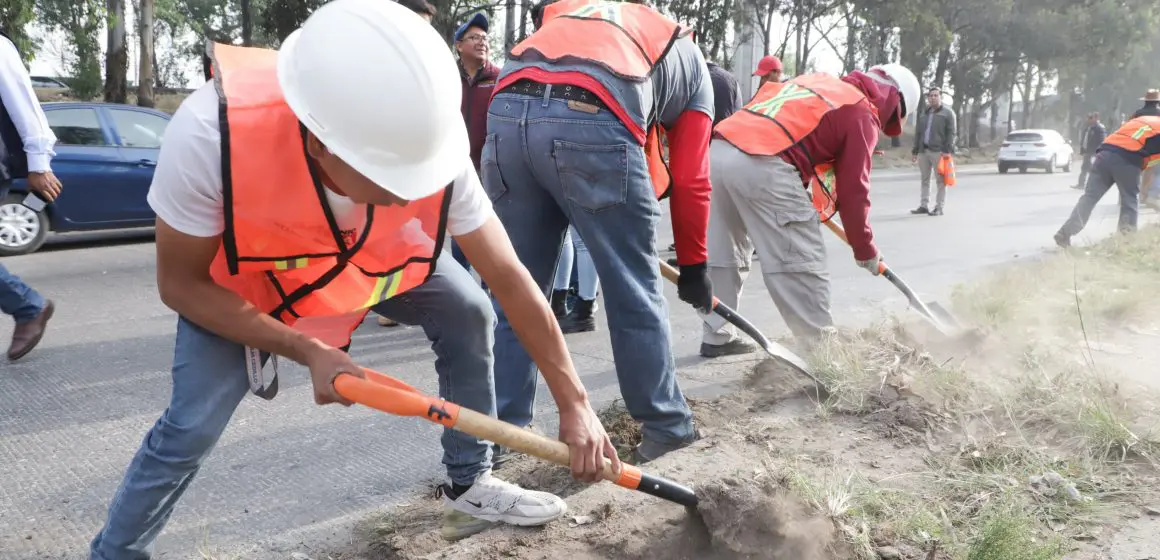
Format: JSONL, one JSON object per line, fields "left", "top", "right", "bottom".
{"left": 89, "top": 254, "right": 496, "bottom": 559}
{"left": 553, "top": 226, "right": 600, "bottom": 300}
{"left": 0, "top": 263, "right": 45, "bottom": 322}
{"left": 482, "top": 91, "right": 694, "bottom": 446}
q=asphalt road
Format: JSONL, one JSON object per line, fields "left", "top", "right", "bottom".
{"left": 0, "top": 163, "right": 1150, "bottom": 559}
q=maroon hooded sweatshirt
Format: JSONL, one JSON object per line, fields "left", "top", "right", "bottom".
{"left": 461, "top": 60, "right": 501, "bottom": 172}
{"left": 777, "top": 70, "right": 902, "bottom": 262}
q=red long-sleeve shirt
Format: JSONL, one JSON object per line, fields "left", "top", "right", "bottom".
{"left": 775, "top": 72, "right": 899, "bottom": 261}
{"left": 493, "top": 68, "right": 712, "bottom": 265}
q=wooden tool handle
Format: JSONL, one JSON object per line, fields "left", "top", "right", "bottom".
{"left": 658, "top": 258, "right": 681, "bottom": 283}
{"left": 334, "top": 372, "right": 698, "bottom": 506}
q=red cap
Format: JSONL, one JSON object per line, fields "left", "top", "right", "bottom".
{"left": 753, "top": 55, "right": 783, "bottom": 77}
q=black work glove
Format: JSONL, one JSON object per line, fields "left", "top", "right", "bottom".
{"left": 676, "top": 263, "right": 714, "bottom": 313}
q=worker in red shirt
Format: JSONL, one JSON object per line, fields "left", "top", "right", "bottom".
{"left": 752, "top": 54, "right": 783, "bottom": 87}
{"left": 698, "top": 65, "right": 919, "bottom": 355}
{"left": 483, "top": 0, "right": 713, "bottom": 464}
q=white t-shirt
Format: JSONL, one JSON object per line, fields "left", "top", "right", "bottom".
{"left": 147, "top": 81, "right": 495, "bottom": 240}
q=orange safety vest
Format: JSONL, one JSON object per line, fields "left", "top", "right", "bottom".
{"left": 509, "top": 0, "right": 691, "bottom": 200}
{"left": 714, "top": 73, "right": 875, "bottom": 223}
{"left": 206, "top": 41, "right": 449, "bottom": 365}
{"left": 1103, "top": 116, "right": 1160, "bottom": 169}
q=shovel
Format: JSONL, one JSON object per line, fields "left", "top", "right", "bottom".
{"left": 656, "top": 259, "right": 826, "bottom": 397}
{"left": 333, "top": 369, "right": 698, "bottom": 507}
{"left": 820, "top": 219, "right": 965, "bottom": 337}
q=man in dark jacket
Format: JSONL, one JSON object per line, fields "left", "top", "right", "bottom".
{"left": 1132, "top": 89, "right": 1160, "bottom": 118}
{"left": 707, "top": 61, "right": 742, "bottom": 125}
{"left": 910, "top": 87, "right": 956, "bottom": 216}
{"left": 1075, "top": 112, "right": 1106, "bottom": 190}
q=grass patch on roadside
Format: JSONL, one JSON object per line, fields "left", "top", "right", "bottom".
{"left": 774, "top": 226, "right": 1160, "bottom": 560}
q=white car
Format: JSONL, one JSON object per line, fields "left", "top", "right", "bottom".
{"left": 997, "top": 129, "right": 1074, "bottom": 174}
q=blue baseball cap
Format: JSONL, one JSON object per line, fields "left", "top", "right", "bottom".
{"left": 454, "top": 12, "right": 489, "bottom": 42}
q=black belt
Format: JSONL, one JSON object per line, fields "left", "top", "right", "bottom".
{"left": 496, "top": 79, "right": 609, "bottom": 111}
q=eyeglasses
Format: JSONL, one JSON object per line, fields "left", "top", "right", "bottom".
{"left": 460, "top": 33, "right": 488, "bottom": 43}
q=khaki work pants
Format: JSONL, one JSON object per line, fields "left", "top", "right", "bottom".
{"left": 702, "top": 139, "right": 833, "bottom": 344}
{"left": 918, "top": 150, "right": 947, "bottom": 209}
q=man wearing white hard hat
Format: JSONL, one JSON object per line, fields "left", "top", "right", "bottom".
{"left": 698, "top": 64, "right": 920, "bottom": 354}
{"left": 88, "top": 1, "right": 620, "bottom": 555}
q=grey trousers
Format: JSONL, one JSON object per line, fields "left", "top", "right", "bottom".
{"left": 1076, "top": 153, "right": 1094, "bottom": 189}
{"left": 702, "top": 139, "right": 833, "bottom": 344}
{"left": 918, "top": 150, "right": 947, "bottom": 209}
{"left": 1058, "top": 150, "right": 1141, "bottom": 238}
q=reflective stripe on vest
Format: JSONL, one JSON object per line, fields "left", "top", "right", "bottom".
{"left": 205, "top": 41, "right": 450, "bottom": 351}
{"left": 715, "top": 73, "right": 872, "bottom": 222}
{"left": 1104, "top": 116, "right": 1160, "bottom": 169}
{"left": 510, "top": 0, "right": 690, "bottom": 82}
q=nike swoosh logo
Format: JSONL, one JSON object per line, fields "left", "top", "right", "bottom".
{"left": 466, "top": 500, "right": 482, "bottom": 508}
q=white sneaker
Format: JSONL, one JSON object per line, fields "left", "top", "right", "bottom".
{"left": 440, "top": 471, "right": 566, "bottom": 539}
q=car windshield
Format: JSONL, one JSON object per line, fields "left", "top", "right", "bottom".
{"left": 1007, "top": 133, "right": 1044, "bottom": 143}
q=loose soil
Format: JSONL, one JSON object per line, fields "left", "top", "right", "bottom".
{"left": 329, "top": 228, "right": 1160, "bottom": 560}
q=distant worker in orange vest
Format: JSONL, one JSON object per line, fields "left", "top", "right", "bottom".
{"left": 88, "top": 2, "right": 621, "bottom": 556}
{"left": 698, "top": 65, "right": 920, "bottom": 353}
{"left": 1054, "top": 115, "right": 1160, "bottom": 247}
{"left": 484, "top": 0, "right": 715, "bottom": 464}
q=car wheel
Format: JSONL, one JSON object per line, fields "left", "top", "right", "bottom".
{"left": 1019, "top": 166, "right": 1028, "bottom": 173}
{"left": 1063, "top": 157, "right": 1072, "bottom": 172}
{"left": 998, "top": 163, "right": 1009, "bottom": 174}
{"left": 1046, "top": 156, "right": 1056, "bottom": 174}
{"left": 0, "top": 193, "right": 49, "bottom": 256}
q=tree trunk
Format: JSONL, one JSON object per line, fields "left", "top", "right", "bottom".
{"left": 1020, "top": 62, "right": 1033, "bottom": 129}
{"left": 518, "top": 0, "right": 528, "bottom": 41}
{"left": 504, "top": 0, "right": 516, "bottom": 52}
{"left": 137, "top": 0, "right": 155, "bottom": 107}
{"left": 104, "top": 0, "right": 128, "bottom": 103}
{"left": 842, "top": 10, "right": 857, "bottom": 73}
{"left": 933, "top": 46, "right": 950, "bottom": 89}
{"left": 241, "top": 0, "right": 253, "bottom": 46}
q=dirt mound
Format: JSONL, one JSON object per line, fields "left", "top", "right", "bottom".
{"left": 697, "top": 478, "right": 835, "bottom": 559}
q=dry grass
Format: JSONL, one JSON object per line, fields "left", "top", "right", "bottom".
{"left": 772, "top": 226, "right": 1160, "bottom": 560}
{"left": 596, "top": 400, "right": 643, "bottom": 461}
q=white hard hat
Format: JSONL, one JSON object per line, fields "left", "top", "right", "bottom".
{"left": 869, "top": 63, "right": 920, "bottom": 120}
{"left": 277, "top": 0, "right": 467, "bottom": 201}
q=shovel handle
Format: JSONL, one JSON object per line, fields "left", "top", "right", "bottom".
{"left": 821, "top": 220, "right": 887, "bottom": 275}
{"left": 820, "top": 219, "right": 950, "bottom": 332}
{"left": 332, "top": 371, "right": 698, "bottom": 507}
{"left": 655, "top": 258, "right": 820, "bottom": 387}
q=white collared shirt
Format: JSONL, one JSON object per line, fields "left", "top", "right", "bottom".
{"left": 0, "top": 36, "right": 57, "bottom": 172}
{"left": 147, "top": 81, "right": 495, "bottom": 240}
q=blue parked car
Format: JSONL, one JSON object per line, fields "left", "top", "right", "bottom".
{"left": 0, "top": 101, "right": 170, "bottom": 256}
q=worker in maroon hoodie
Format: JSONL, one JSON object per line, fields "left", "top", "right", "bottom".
{"left": 697, "top": 64, "right": 920, "bottom": 356}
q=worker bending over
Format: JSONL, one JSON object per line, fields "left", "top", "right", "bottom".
{"left": 89, "top": 2, "right": 619, "bottom": 556}
{"left": 1054, "top": 115, "right": 1160, "bottom": 247}
{"left": 699, "top": 65, "right": 920, "bottom": 354}
{"left": 484, "top": 0, "right": 715, "bottom": 464}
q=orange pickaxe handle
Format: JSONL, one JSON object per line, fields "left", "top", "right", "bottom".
{"left": 332, "top": 370, "right": 697, "bottom": 507}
